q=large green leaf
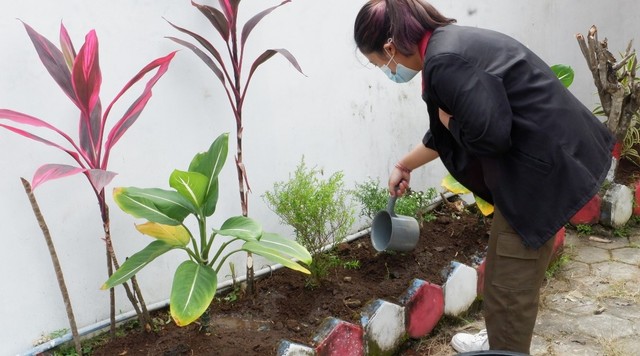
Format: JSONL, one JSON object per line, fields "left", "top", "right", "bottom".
{"left": 135, "top": 222, "right": 190, "bottom": 247}
{"left": 243, "top": 239, "right": 310, "bottom": 274}
{"left": 113, "top": 187, "right": 194, "bottom": 225}
{"left": 214, "top": 216, "right": 262, "bottom": 241}
{"left": 551, "top": 64, "right": 574, "bottom": 88}
{"left": 170, "top": 260, "right": 218, "bottom": 326}
{"left": 169, "top": 169, "right": 209, "bottom": 210}
{"left": 189, "top": 133, "right": 228, "bottom": 217}
{"left": 259, "top": 232, "right": 312, "bottom": 265}
{"left": 101, "top": 240, "right": 175, "bottom": 289}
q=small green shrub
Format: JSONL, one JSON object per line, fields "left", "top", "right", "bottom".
{"left": 545, "top": 253, "right": 571, "bottom": 279}
{"left": 264, "top": 157, "right": 355, "bottom": 285}
{"left": 576, "top": 224, "right": 593, "bottom": 236}
{"left": 343, "top": 260, "right": 361, "bottom": 270}
{"left": 352, "top": 178, "right": 437, "bottom": 224}
{"left": 614, "top": 225, "right": 631, "bottom": 238}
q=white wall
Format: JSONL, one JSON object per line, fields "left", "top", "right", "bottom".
{"left": 0, "top": 1, "right": 637, "bottom": 354}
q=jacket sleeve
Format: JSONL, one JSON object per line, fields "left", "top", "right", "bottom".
{"left": 427, "top": 54, "right": 513, "bottom": 157}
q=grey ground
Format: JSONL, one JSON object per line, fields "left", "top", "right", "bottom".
{"left": 530, "top": 227, "right": 640, "bottom": 356}
{"left": 437, "top": 226, "right": 640, "bottom": 356}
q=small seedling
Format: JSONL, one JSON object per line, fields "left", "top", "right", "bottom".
{"left": 613, "top": 225, "right": 631, "bottom": 238}
{"left": 576, "top": 224, "right": 593, "bottom": 236}
{"left": 545, "top": 253, "right": 571, "bottom": 279}
{"left": 343, "top": 260, "right": 361, "bottom": 270}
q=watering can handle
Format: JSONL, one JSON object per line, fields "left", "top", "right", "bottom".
{"left": 386, "top": 184, "right": 402, "bottom": 217}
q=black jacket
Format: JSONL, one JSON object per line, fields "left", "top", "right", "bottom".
{"left": 421, "top": 25, "right": 614, "bottom": 249}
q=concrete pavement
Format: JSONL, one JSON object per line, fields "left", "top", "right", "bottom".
{"left": 529, "top": 226, "right": 640, "bottom": 355}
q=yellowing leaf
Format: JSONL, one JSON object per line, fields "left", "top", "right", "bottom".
{"left": 135, "top": 222, "right": 190, "bottom": 246}
{"left": 474, "top": 195, "right": 494, "bottom": 216}
{"left": 441, "top": 174, "right": 471, "bottom": 195}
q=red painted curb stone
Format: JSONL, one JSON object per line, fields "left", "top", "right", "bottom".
{"left": 313, "top": 318, "right": 364, "bottom": 356}
{"left": 552, "top": 227, "right": 566, "bottom": 258}
{"left": 570, "top": 194, "right": 602, "bottom": 225}
{"left": 476, "top": 259, "right": 486, "bottom": 298}
{"left": 399, "top": 279, "right": 444, "bottom": 338}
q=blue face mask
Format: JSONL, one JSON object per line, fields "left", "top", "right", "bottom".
{"left": 380, "top": 50, "right": 420, "bottom": 83}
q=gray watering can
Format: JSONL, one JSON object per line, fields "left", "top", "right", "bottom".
{"left": 371, "top": 194, "right": 420, "bottom": 252}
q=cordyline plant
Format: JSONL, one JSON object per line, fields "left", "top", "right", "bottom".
{"left": 0, "top": 21, "right": 176, "bottom": 335}
{"left": 166, "top": 0, "right": 304, "bottom": 293}
{"left": 102, "top": 133, "right": 312, "bottom": 326}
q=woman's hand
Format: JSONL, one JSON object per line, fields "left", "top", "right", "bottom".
{"left": 439, "top": 108, "right": 452, "bottom": 129}
{"left": 389, "top": 164, "right": 411, "bottom": 197}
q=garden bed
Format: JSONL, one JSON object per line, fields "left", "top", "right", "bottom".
{"left": 84, "top": 202, "right": 490, "bottom": 356}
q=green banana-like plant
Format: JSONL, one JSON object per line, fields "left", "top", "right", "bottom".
{"left": 102, "top": 133, "right": 312, "bottom": 326}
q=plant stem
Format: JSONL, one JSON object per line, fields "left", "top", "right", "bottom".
{"left": 209, "top": 238, "right": 239, "bottom": 268}
{"left": 20, "top": 178, "right": 83, "bottom": 356}
{"left": 199, "top": 216, "right": 208, "bottom": 263}
{"left": 215, "top": 249, "right": 243, "bottom": 273}
{"left": 98, "top": 192, "right": 151, "bottom": 331}
{"left": 107, "top": 248, "right": 115, "bottom": 337}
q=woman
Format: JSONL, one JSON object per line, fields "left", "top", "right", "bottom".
{"left": 354, "top": 0, "right": 614, "bottom": 353}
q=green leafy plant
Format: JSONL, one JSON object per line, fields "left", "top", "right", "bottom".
{"left": 166, "top": 0, "right": 304, "bottom": 293}
{"left": 545, "top": 252, "right": 571, "bottom": 279}
{"left": 264, "top": 158, "right": 355, "bottom": 286}
{"left": 352, "top": 178, "right": 437, "bottom": 224}
{"left": 343, "top": 260, "right": 361, "bottom": 270}
{"left": 102, "top": 133, "right": 311, "bottom": 326}
{"left": 613, "top": 225, "right": 631, "bottom": 238}
{"left": 0, "top": 21, "right": 176, "bottom": 340}
{"left": 594, "top": 103, "right": 640, "bottom": 167}
{"left": 576, "top": 224, "right": 594, "bottom": 236}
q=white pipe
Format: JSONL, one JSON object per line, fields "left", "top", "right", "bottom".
{"left": 20, "top": 193, "right": 453, "bottom": 356}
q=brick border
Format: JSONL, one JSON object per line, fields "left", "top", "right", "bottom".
{"left": 277, "top": 229, "right": 566, "bottom": 356}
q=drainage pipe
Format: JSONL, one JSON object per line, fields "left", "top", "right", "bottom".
{"left": 21, "top": 193, "right": 453, "bottom": 356}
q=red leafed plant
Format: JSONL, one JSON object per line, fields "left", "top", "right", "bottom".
{"left": 166, "top": 0, "right": 304, "bottom": 293}
{"left": 0, "top": 21, "right": 176, "bottom": 337}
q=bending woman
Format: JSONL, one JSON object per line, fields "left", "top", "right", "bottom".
{"left": 354, "top": 0, "right": 613, "bottom": 353}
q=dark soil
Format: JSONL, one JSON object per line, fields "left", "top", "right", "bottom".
{"left": 73, "top": 202, "right": 492, "bottom": 356}
{"left": 616, "top": 156, "right": 640, "bottom": 186}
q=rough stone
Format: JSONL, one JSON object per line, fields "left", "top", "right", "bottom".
{"left": 611, "top": 247, "right": 640, "bottom": 265}
{"left": 591, "top": 261, "right": 639, "bottom": 282}
{"left": 600, "top": 183, "right": 634, "bottom": 228}
{"left": 557, "top": 260, "right": 591, "bottom": 279}
{"left": 572, "top": 245, "right": 610, "bottom": 264}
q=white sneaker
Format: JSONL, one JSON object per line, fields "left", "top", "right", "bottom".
{"left": 450, "top": 328, "right": 490, "bottom": 353}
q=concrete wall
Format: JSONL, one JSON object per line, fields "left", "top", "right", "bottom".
{"left": 0, "top": 0, "right": 636, "bottom": 354}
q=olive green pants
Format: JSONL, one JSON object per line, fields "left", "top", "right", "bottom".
{"left": 483, "top": 208, "right": 556, "bottom": 353}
